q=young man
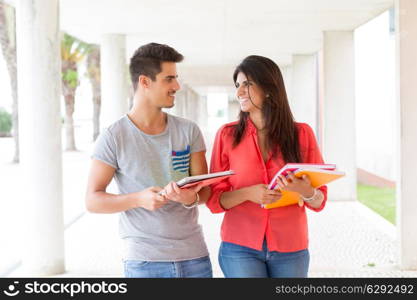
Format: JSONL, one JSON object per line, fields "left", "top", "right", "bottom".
{"left": 85, "top": 43, "right": 212, "bottom": 278}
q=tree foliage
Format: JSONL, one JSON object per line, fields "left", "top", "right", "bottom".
{"left": 60, "top": 32, "right": 91, "bottom": 151}
{"left": 61, "top": 33, "right": 91, "bottom": 95}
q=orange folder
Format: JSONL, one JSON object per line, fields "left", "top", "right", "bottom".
{"left": 263, "top": 167, "right": 345, "bottom": 209}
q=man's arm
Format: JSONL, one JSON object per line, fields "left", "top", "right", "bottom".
{"left": 189, "top": 151, "right": 210, "bottom": 204}
{"left": 189, "top": 151, "right": 208, "bottom": 176}
{"left": 85, "top": 159, "right": 167, "bottom": 213}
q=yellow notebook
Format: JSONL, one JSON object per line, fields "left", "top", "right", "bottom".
{"left": 263, "top": 166, "right": 345, "bottom": 209}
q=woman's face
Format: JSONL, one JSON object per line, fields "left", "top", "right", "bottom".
{"left": 235, "top": 72, "right": 265, "bottom": 113}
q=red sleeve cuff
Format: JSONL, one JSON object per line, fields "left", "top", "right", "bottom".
{"left": 206, "top": 188, "right": 228, "bottom": 213}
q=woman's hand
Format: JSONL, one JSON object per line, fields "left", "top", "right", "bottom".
{"left": 246, "top": 184, "right": 282, "bottom": 205}
{"left": 274, "top": 171, "right": 315, "bottom": 199}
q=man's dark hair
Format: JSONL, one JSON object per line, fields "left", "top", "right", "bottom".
{"left": 129, "top": 43, "right": 184, "bottom": 90}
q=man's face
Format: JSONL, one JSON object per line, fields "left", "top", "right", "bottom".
{"left": 146, "top": 62, "right": 181, "bottom": 109}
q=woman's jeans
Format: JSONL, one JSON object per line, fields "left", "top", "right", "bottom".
{"left": 219, "top": 241, "right": 309, "bottom": 278}
{"left": 124, "top": 256, "right": 213, "bottom": 278}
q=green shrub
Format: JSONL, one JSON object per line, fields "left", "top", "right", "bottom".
{"left": 0, "top": 108, "right": 12, "bottom": 135}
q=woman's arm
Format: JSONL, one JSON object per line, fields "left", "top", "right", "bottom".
{"left": 220, "top": 184, "right": 282, "bottom": 210}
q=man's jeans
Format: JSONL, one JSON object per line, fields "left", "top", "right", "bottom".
{"left": 124, "top": 256, "right": 213, "bottom": 278}
{"left": 219, "top": 241, "right": 309, "bottom": 278}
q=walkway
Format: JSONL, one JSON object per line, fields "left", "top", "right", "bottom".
{"left": 1, "top": 135, "right": 417, "bottom": 277}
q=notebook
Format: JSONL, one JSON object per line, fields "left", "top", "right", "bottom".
{"left": 263, "top": 163, "right": 344, "bottom": 209}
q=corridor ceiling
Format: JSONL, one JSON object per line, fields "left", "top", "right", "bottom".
{"left": 61, "top": 0, "right": 394, "bottom": 90}
{"left": 59, "top": 0, "right": 393, "bottom": 64}
{"left": 6, "top": 0, "right": 395, "bottom": 90}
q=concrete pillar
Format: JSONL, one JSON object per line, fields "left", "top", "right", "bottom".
{"left": 291, "top": 55, "right": 318, "bottom": 134}
{"left": 317, "top": 50, "right": 325, "bottom": 149}
{"left": 228, "top": 95, "right": 240, "bottom": 122}
{"left": 166, "top": 89, "right": 179, "bottom": 117}
{"left": 101, "top": 34, "right": 128, "bottom": 129}
{"left": 170, "top": 85, "right": 186, "bottom": 118}
{"left": 16, "top": 0, "right": 64, "bottom": 275}
{"left": 198, "top": 95, "right": 208, "bottom": 129}
{"left": 170, "top": 84, "right": 202, "bottom": 122}
{"left": 395, "top": 0, "right": 417, "bottom": 270}
{"left": 322, "top": 31, "right": 356, "bottom": 201}
{"left": 281, "top": 66, "right": 293, "bottom": 102}
{"left": 186, "top": 86, "right": 198, "bottom": 123}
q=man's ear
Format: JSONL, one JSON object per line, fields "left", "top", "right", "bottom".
{"left": 138, "top": 75, "right": 150, "bottom": 89}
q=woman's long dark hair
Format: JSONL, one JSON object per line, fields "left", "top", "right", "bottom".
{"left": 232, "top": 55, "right": 301, "bottom": 163}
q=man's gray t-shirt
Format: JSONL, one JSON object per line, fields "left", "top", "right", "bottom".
{"left": 92, "top": 114, "right": 209, "bottom": 261}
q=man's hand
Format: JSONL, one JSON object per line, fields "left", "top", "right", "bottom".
{"left": 246, "top": 184, "right": 282, "bottom": 205}
{"left": 135, "top": 186, "right": 169, "bottom": 211}
{"left": 162, "top": 181, "right": 204, "bottom": 206}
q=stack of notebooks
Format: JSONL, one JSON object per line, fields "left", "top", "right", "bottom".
{"left": 174, "top": 163, "right": 344, "bottom": 210}
{"left": 263, "top": 163, "right": 345, "bottom": 209}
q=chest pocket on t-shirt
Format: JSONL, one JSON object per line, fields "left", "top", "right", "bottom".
{"left": 172, "top": 145, "right": 190, "bottom": 174}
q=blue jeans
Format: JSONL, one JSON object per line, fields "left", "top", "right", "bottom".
{"left": 123, "top": 256, "right": 213, "bottom": 278}
{"left": 219, "top": 241, "right": 309, "bottom": 278}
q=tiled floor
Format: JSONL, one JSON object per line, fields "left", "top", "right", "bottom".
{"left": 2, "top": 136, "right": 417, "bottom": 278}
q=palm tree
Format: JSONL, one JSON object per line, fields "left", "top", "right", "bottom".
{"left": 61, "top": 32, "right": 90, "bottom": 151}
{"left": 86, "top": 45, "right": 101, "bottom": 141}
{"left": 0, "top": 1, "right": 19, "bottom": 163}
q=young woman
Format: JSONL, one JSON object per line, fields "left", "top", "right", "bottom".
{"left": 206, "top": 55, "right": 327, "bottom": 278}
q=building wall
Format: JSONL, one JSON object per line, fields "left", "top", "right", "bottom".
{"left": 355, "top": 11, "right": 396, "bottom": 181}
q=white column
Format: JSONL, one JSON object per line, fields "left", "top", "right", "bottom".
{"left": 173, "top": 84, "right": 201, "bottom": 121}
{"left": 228, "top": 96, "right": 240, "bottom": 122}
{"left": 186, "top": 86, "right": 197, "bottom": 122}
{"left": 198, "top": 95, "right": 208, "bottom": 129}
{"left": 291, "top": 55, "right": 318, "bottom": 134}
{"left": 395, "top": 0, "right": 417, "bottom": 270}
{"left": 281, "top": 66, "right": 293, "bottom": 102}
{"left": 188, "top": 87, "right": 204, "bottom": 126}
{"left": 101, "top": 34, "right": 128, "bottom": 129}
{"left": 322, "top": 31, "right": 356, "bottom": 201}
{"left": 16, "top": 0, "right": 64, "bottom": 275}
{"left": 171, "top": 85, "right": 187, "bottom": 118}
